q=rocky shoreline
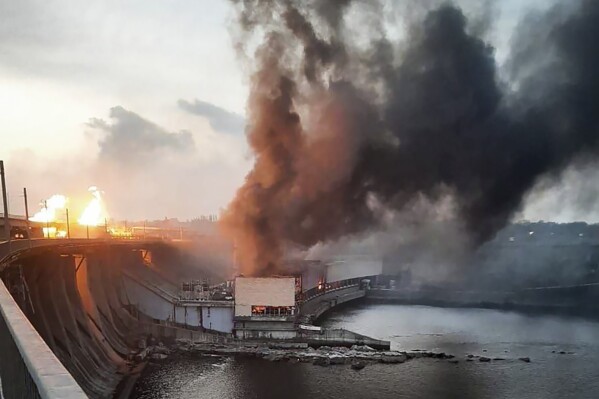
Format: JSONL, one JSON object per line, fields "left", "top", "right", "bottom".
{"left": 144, "top": 339, "right": 539, "bottom": 370}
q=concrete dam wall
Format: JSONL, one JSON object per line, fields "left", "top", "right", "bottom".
{"left": 0, "top": 242, "right": 222, "bottom": 398}
{"left": 5, "top": 248, "right": 144, "bottom": 398}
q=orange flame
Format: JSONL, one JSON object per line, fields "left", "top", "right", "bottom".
{"left": 78, "top": 186, "right": 106, "bottom": 226}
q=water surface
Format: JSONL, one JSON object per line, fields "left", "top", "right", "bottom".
{"left": 133, "top": 304, "right": 599, "bottom": 399}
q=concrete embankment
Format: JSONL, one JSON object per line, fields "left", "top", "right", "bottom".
{"left": 298, "top": 328, "right": 390, "bottom": 350}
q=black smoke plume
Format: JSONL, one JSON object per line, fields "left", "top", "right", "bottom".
{"left": 221, "top": 0, "right": 599, "bottom": 276}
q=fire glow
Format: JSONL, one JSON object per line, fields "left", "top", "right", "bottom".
{"left": 29, "top": 194, "right": 67, "bottom": 223}
{"left": 78, "top": 186, "right": 105, "bottom": 227}
{"left": 29, "top": 186, "right": 108, "bottom": 228}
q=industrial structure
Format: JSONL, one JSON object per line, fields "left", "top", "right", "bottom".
{"left": 0, "top": 233, "right": 386, "bottom": 399}
{"left": 233, "top": 276, "right": 297, "bottom": 339}
{"left": 0, "top": 161, "right": 405, "bottom": 398}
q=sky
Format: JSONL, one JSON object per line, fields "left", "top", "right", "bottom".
{"left": 1, "top": 0, "right": 596, "bottom": 223}
{"left": 0, "top": 0, "right": 251, "bottom": 220}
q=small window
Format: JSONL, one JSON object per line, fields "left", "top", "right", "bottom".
{"left": 251, "top": 306, "right": 294, "bottom": 316}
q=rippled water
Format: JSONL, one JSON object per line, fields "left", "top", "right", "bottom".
{"left": 132, "top": 304, "right": 599, "bottom": 399}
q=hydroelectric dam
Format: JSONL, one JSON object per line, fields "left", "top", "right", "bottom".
{"left": 0, "top": 238, "right": 382, "bottom": 399}
{"left": 4, "top": 224, "right": 596, "bottom": 398}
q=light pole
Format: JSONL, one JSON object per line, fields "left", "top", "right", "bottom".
{"left": 23, "top": 187, "right": 31, "bottom": 248}
{"left": 1, "top": 160, "right": 10, "bottom": 243}
{"left": 44, "top": 200, "right": 49, "bottom": 238}
{"left": 66, "top": 208, "right": 70, "bottom": 239}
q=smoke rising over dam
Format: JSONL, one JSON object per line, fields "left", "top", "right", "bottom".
{"left": 220, "top": 0, "right": 599, "bottom": 276}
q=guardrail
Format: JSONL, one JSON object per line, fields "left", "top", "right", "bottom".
{"left": 301, "top": 277, "right": 362, "bottom": 303}
{"left": 0, "top": 279, "right": 86, "bottom": 399}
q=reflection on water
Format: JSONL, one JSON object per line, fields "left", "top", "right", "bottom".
{"left": 133, "top": 304, "right": 599, "bottom": 399}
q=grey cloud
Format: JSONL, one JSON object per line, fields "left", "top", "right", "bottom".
{"left": 88, "top": 106, "right": 194, "bottom": 164}
{"left": 178, "top": 99, "right": 245, "bottom": 135}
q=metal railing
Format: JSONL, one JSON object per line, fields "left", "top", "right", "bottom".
{"left": 0, "top": 280, "right": 86, "bottom": 399}
{"left": 301, "top": 277, "right": 363, "bottom": 302}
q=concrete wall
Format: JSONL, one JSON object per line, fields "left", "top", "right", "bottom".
{"left": 298, "top": 328, "right": 390, "bottom": 350}
{"left": 234, "top": 277, "right": 295, "bottom": 316}
{"left": 233, "top": 320, "right": 297, "bottom": 340}
{"left": 0, "top": 241, "right": 231, "bottom": 397}
{"left": 301, "top": 285, "right": 365, "bottom": 321}
{"left": 175, "top": 306, "right": 201, "bottom": 327}
{"left": 1, "top": 251, "right": 136, "bottom": 398}
{"left": 202, "top": 306, "right": 234, "bottom": 332}
{"left": 0, "top": 279, "right": 87, "bottom": 399}
{"left": 123, "top": 276, "right": 175, "bottom": 321}
{"left": 138, "top": 321, "right": 230, "bottom": 344}
{"left": 123, "top": 276, "right": 234, "bottom": 333}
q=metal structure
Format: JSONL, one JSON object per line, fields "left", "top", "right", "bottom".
{"left": 1, "top": 161, "right": 10, "bottom": 243}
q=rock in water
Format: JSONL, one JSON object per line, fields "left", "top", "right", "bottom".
{"left": 519, "top": 357, "right": 531, "bottom": 363}
{"left": 380, "top": 355, "right": 407, "bottom": 364}
{"left": 313, "top": 358, "right": 330, "bottom": 367}
{"left": 329, "top": 356, "right": 347, "bottom": 365}
{"left": 352, "top": 345, "right": 376, "bottom": 352}
{"left": 351, "top": 361, "right": 366, "bottom": 370}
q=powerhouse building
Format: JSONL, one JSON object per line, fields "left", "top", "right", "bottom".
{"left": 233, "top": 276, "right": 298, "bottom": 339}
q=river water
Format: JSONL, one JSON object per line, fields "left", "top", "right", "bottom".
{"left": 132, "top": 304, "right": 599, "bottom": 399}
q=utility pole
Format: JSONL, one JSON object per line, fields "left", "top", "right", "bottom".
{"left": 44, "top": 200, "right": 49, "bottom": 238}
{"left": 66, "top": 208, "right": 70, "bottom": 239}
{"left": 1, "top": 160, "right": 10, "bottom": 243}
{"left": 23, "top": 187, "right": 31, "bottom": 248}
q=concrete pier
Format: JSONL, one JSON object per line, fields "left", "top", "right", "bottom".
{"left": 298, "top": 328, "right": 390, "bottom": 350}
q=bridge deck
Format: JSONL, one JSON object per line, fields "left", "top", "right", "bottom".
{"left": 0, "top": 238, "right": 164, "bottom": 270}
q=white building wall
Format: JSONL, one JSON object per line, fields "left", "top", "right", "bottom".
{"left": 234, "top": 277, "right": 295, "bottom": 316}
{"left": 326, "top": 257, "right": 383, "bottom": 283}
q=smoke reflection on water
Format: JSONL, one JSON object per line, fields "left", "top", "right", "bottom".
{"left": 133, "top": 304, "right": 599, "bottom": 399}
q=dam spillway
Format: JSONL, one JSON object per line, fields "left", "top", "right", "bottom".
{"left": 0, "top": 240, "right": 232, "bottom": 398}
